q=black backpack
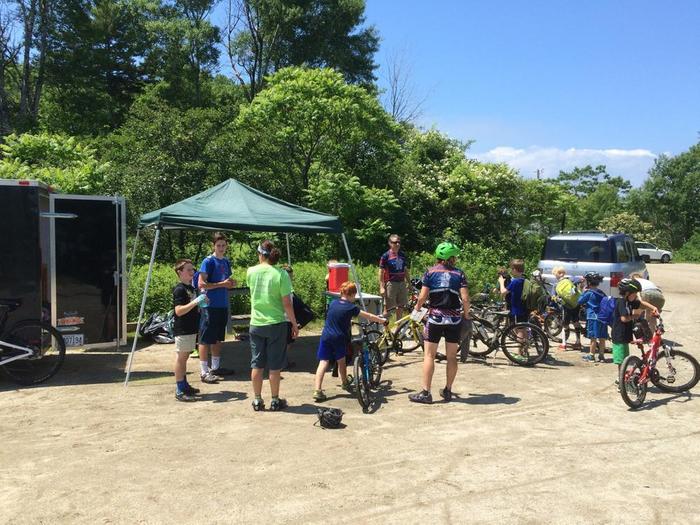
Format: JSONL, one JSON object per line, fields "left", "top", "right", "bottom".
{"left": 292, "top": 293, "right": 315, "bottom": 328}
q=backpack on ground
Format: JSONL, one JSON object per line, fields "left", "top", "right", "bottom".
{"left": 597, "top": 296, "right": 617, "bottom": 326}
{"left": 555, "top": 277, "right": 581, "bottom": 309}
{"left": 521, "top": 279, "right": 546, "bottom": 313}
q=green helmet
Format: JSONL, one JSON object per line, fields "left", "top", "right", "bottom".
{"left": 434, "top": 242, "right": 461, "bottom": 260}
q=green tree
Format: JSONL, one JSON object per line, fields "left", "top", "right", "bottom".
{"left": 224, "top": 0, "right": 379, "bottom": 100}
{"left": 101, "top": 81, "right": 245, "bottom": 235}
{"left": 41, "top": 0, "right": 155, "bottom": 135}
{"left": 144, "top": 0, "right": 221, "bottom": 107}
{"left": 600, "top": 212, "right": 663, "bottom": 245}
{"left": 306, "top": 169, "right": 399, "bottom": 262}
{"left": 233, "top": 67, "right": 400, "bottom": 203}
{"left": 556, "top": 164, "right": 631, "bottom": 198}
{"left": 627, "top": 143, "right": 700, "bottom": 248}
{"left": 0, "top": 132, "right": 109, "bottom": 192}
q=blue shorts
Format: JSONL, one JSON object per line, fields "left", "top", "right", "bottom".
{"left": 317, "top": 339, "right": 348, "bottom": 361}
{"left": 199, "top": 307, "right": 228, "bottom": 344}
{"left": 587, "top": 319, "right": 608, "bottom": 340}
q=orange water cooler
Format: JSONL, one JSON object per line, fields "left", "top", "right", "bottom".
{"left": 327, "top": 262, "right": 350, "bottom": 292}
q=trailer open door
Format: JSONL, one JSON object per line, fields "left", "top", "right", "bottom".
{"left": 50, "top": 195, "right": 127, "bottom": 349}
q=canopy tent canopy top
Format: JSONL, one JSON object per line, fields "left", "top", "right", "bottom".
{"left": 125, "top": 178, "right": 365, "bottom": 387}
{"left": 138, "top": 178, "right": 343, "bottom": 234}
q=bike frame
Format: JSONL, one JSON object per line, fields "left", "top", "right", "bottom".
{"left": 629, "top": 320, "right": 666, "bottom": 386}
{"left": 0, "top": 339, "right": 34, "bottom": 366}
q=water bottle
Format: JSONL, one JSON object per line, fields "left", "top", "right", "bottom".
{"left": 197, "top": 290, "right": 208, "bottom": 308}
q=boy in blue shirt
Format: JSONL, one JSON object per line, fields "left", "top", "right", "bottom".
{"left": 577, "top": 272, "right": 608, "bottom": 362}
{"left": 197, "top": 232, "right": 236, "bottom": 383}
{"left": 498, "top": 259, "right": 527, "bottom": 323}
{"left": 313, "top": 281, "right": 385, "bottom": 402}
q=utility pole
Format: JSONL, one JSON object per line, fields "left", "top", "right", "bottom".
{"left": 536, "top": 169, "right": 542, "bottom": 180}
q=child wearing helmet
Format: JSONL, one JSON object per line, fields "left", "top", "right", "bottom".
{"left": 577, "top": 272, "right": 607, "bottom": 362}
{"left": 612, "top": 278, "right": 659, "bottom": 383}
{"left": 408, "top": 242, "right": 470, "bottom": 404}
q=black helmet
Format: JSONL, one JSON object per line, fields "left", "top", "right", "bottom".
{"left": 584, "top": 271, "right": 603, "bottom": 285}
{"left": 316, "top": 408, "right": 344, "bottom": 429}
{"left": 618, "top": 277, "right": 642, "bottom": 294}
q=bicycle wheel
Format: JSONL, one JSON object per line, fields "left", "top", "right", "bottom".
{"left": 500, "top": 322, "right": 549, "bottom": 367}
{"left": 353, "top": 354, "right": 371, "bottom": 411}
{"left": 464, "top": 318, "right": 497, "bottom": 358}
{"left": 1, "top": 321, "right": 66, "bottom": 385}
{"left": 619, "top": 355, "right": 647, "bottom": 409}
{"left": 544, "top": 313, "right": 563, "bottom": 340}
{"left": 393, "top": 320, "right": 424, "bottom": 352}
{"left": 368, "top": 346, "right": 383, "bottom": 388}
{"left": 651, "top": 348, "right": 700, "bottom": 393}
{"left": 362, "top": 329, "right": 389, "bottom": 365}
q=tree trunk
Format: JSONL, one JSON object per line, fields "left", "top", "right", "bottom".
{"left": 18, "top": 0, "right": 37, "bottom": 126}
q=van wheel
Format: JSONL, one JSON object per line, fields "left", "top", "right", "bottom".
{"left": 661, "top": 254, "right": 670, "bottom": 263}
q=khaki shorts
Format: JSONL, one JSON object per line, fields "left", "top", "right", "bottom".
{"left": 175, "top": 334, "right": 197, "bottom": 353}
{"left": 385, "top": 281, "right": 408, "bottom": 310}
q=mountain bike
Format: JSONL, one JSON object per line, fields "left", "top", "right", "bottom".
{"left": 363, "top": 307, "right": 426, "bottom": 365}
{"left": 352, "top": 322, "right": 385, "bottom": 412}
{"left": 456, "top": 307, "right": 550, "bottom": 366}
{"left": 619, "top": 316, "right": 699, "bottom": 409}
{"left": 0, "top": 299, "right": 66, "bottom": 385}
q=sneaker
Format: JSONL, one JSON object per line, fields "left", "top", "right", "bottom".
{"left": 572, "top": 341, "right": 583, "bottom": 351}
{"left": 190, "top": 349, "right": 199, "bottom": 359}
{"left": 439, "top": 387, "right": 452, "bottom": 402}
{"left": 558, "top": 343, "right": 567, "bottom": 350}
{"left": 408, "top": 390, "right": 433, "bottom": 404}
{"left": 313, "top": 390, "right": 327, "bottom": 402}
{"left": 597, "top": 354, "right": 606, "bottom": 363}
{"left": 270, "top": 398, "right": 288, "bottom": 411}
{"left": 341, "top": 375, "right": 354, "bottom": 391}
{"left": 252, "top": 398, "right": 265, "bottom": 411}
{"left": 175, "top": 391, "right": 197, "bottom": 402}
{"left": 582, "top": 354, "right": 595, "bottom": 362}
{"left": 200, "top": 372, "right": 222, "bottom": 384}
{"left": 183, "top": 384, "right": 200, "bottom": 395}
{"left": 210, "top": 367, "right": 235, "bottom": 376}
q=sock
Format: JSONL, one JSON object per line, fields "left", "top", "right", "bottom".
{"left": 255, "top": 394, "right": 263, "bottom": 401}
{"left": 272, "top": 396, "right": 279, "bottom": 402}
{"left": 200, "top": 361, "right": 209, "bottom": 375}
{"left": 211, "top": 356, "right": 221, "bottom": 370}
{"left": 176, "top": 380, "right": 187, "bottom": 393}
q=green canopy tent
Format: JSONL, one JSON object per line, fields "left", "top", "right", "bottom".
{"left": 125, "top": 179, "right": 365, "bottom": 386}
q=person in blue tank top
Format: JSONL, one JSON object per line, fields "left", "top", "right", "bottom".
{"left": 197, "top": 232, "right": 236, "bottom": 383}
{"left": 408, "top": 242, "right": 470, "bottom": 404}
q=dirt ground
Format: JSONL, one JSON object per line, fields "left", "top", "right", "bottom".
{"left": 2, "top": 263, "right": 699, "bottom": 525}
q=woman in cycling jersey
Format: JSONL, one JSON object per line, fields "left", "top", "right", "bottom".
{"left": 408, "top": 242, "right": 470, "bottom": 404}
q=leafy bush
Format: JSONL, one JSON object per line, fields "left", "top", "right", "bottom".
{"left": 0, "top": 133, "right": 109, "bottom": 194}
{"left": 128, "top": 263, "right": 179, "bottom": 320}
{"left": 676, "top": 231, "right": 700, "bottom": 263}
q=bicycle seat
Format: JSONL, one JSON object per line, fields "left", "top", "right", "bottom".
{"left": 0, "top": 298, "right": 21, "bottom": 311}
{"left": 492, "top": 310, "right": 511, "bottom": 317}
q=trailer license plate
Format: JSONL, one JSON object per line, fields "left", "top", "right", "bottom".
{"left": 63, "top": 334, "right": 84, "bottom": 347}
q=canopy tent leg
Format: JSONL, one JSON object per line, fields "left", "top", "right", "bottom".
{"left": 285, "top": 233, "right": 292, "bottom": 265}
{"left": 128, "top": 228, "right": 141, "bottom": 278}
{"left": 341, "top": 233, "right": 366, "bottom": 311}
{"left": 124, "top": 228, "right": 161, "bottom": 387}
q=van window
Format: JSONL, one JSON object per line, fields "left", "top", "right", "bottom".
{"left": 615, "top": 239, "right": 629, "bottom": 262}
{"left": 626, "top": 239, "right": 639, "bottom": 260}
{"left": 542, "top": 240, "right": 613, "bottom": 262}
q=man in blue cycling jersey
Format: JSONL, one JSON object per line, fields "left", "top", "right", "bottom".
{"left": 409, "top": 242, "right": 470, "bottom": 404}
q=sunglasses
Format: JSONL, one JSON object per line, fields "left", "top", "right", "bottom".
{"left": 390, "top": 241, "right": 401, "bottom": 245}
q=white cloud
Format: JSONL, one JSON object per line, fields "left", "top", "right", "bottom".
{"left": 472, "top": 146, "right": 657, "bottom": 186}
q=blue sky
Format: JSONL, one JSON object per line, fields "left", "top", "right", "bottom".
{"left": 364, "top": 0, "right": 700, "bottom": 184}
